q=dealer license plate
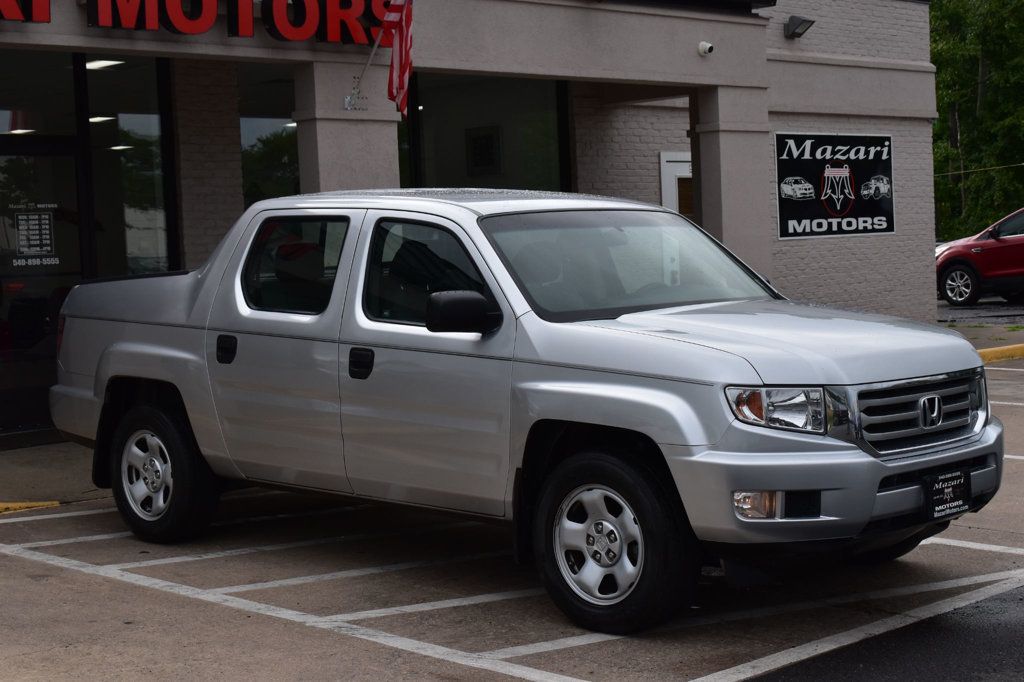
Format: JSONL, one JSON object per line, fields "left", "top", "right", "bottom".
{"left": 924, "top": 469, "right": 972, "bottom": 520}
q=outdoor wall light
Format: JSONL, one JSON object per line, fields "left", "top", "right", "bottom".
{"left": 7, "top": 129, "right": 34, "bottom": 135}
{"left": 784, "top": 15, "right": 815, "bottom": 39}
{"left": 89, "top": 116, "right": 115, "bottom": 123}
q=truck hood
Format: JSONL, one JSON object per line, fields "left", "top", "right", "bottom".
{"left": 585, "top": 299, "right": 981, "bottom": 385}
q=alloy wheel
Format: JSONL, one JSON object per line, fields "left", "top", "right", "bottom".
{"left": 945, "top": 270, "right": 973, "bottom": 304}
{"left": 553, "top": 484, "right": 644, "bottom": 605}
{"left": 121, "top": 430, "right": 174, "bottom": 520}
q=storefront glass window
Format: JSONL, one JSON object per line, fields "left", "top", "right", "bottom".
{"left": 239, "top": 64, "right": 299, "bottom": 207}
{"left": 413, "top": 75, "right": 563, "bottom": 191}
{"left": 0, "top": 51, "right": 76, "bottom": 136}
{"left": 87, "top": 56, "right": 169, "bottom": 275}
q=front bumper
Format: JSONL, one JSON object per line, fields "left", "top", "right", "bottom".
{"left": 662, "top": 417, "right": 1003, "bottom": 546}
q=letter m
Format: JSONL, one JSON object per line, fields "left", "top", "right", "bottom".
{"left": 780, "top": 138, "right": 813, "bottom": 160}
{"left": 88, "top": 0, "right": 158, "bottom": 30}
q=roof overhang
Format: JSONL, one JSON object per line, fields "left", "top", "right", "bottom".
{"left": 607, "top": 1, "right": 777, "bottom": 14}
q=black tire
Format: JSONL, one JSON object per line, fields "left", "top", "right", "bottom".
{"left": 533, "top": 451, "right": 699, "bottom": 634}
{"left": 110, "top": 405, "right": 220, "bottom": 543}
{"left": 850, "top": 536, "right": 922, "bottom": 564}
{"left": 941, "top": 265, "right": 980, "bottom": 306}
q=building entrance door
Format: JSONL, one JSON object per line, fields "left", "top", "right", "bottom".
{"left": 0, "top": 148, "right": 82, "bottom": 437}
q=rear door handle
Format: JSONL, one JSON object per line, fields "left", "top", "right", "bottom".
{"left": 216, "top": 335, "right": 238, "bottom": 364}
{"left": 349, "top": 347, "right": 375, "bottom": 380}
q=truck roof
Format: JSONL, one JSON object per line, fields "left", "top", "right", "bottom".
{"left": 261, "top": 188, "right": 658, "bottom": 217}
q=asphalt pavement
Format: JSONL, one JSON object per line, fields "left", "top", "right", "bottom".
{"left": 1, "top": 365, "right": 1022, "bottom": 680}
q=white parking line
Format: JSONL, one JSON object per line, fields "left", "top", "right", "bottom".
{"left": 1005, "top": 455, "right": 1024, "bottom": 461}
{"left": 0, "top": 508, "right": 117, "bottom": 525}
{"left": 108, "top": 521, "right": 479, "bottom": 570}
{"left": 985, "top": 367, "right": 1024, "bottom": 372}
{"left": 316, "top": 588, "right": 544, "bottom": 623}
{"left": 210, "top": 550, "right": 509, "bottom": 594}
{"left": 690, "top": 572, "right": 1024, "bottom": 682}
{"left": 992, "top": 401, "right": 1024, "bottom": 407}
{"left": 923, "top": 537, "right": 1024, "bottom": 556}
{"left": 17, "top": 531, "right": 133, "bottom": 548}
{"left": 0, "top": 542, "right": 579, "bottom": 682}
{"left": 478, "top": 568, "right": 1024, "bottom": 660}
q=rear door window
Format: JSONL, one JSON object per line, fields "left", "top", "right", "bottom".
{"left": 242, "top": 217, "right": 350, "bottom": 315}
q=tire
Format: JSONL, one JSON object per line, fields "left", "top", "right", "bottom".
{"left": 941, "top": 265, "right": 980, "bottom": 306}
{"left": 110, "top": 405, "right": 220, "bottom": 543}
{"left": 850, "top": 536, "right": 922, "bottom": 564}
{"left": 533, "top": 451, "right": 699, "bottom": 634}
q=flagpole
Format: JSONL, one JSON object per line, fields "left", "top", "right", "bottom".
{"left": 344, "top": 28, "right": 386, "bottom": 111}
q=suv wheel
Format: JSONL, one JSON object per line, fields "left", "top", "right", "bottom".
{"left": 111, "top": 406, "right": 219, "bottom": 543}
{"left": 534, "top": 451, "right": 699, "bottom": 634}
{"left": 941, "top": 266, "right": 980, "bottom": 306}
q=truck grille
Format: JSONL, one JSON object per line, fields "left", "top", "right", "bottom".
{"left": 857, "top": 370, "right": 984, "bottom": 456}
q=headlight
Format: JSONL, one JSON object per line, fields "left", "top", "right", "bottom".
{"left": 726, "top": 387, "right": 826, "bottom": 433}
{"left": 935, "top": 243, "right": 951, "bottom": 259}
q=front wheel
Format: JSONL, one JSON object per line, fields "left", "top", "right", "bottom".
{"left": 533, "top": 451, "right": 699, "bottom": 634}
{"left": 941, "top": 266, "right": 980, "bottom": 306}
{"left": 111, "top": 406, "right": 220, "bottom": 543}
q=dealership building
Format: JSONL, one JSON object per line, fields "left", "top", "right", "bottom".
{"left": 0, "top": 0, "right": 937, "bottom": 441}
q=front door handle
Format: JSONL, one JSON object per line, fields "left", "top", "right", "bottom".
{"left": 349, "top": 347, "right": 375, "bottom": 380}
{"left": 972, "top": 247, "right": 984, "bottom": 253}
{"left": 216, "top": 335, "right": 238, "bottom": 364}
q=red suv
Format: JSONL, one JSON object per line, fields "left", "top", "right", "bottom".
{"left": 937, "top": 207, "right": 1024, "bottom": 306}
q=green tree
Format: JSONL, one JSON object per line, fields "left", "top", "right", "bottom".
{"left": 242, "top": 129, "right": 300, "bottom": 207}
{"left": 932, "top": 0, "right": 1024, "bottom": 241}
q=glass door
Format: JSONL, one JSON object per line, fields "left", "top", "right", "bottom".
{"left": 0, "top": 152, "right": 82, "bottom": 435}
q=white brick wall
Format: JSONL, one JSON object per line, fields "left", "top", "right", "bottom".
{"left": 572, "top": 90, "right": 690, "bottom": 205}
{"left": 172, "top": 60, "right": 244, "bottom": 270}
{"left": 761, "top": 0, "right": 931, "bottom": 62}
{"left": 769, "top": 115, "right": 936, "bottom": 322}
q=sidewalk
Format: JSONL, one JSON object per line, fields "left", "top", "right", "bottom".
{"left": 0, "top": 442, "right": 105, "bottom": 507}
{"left": 945, "top": 322, "right": 1024, "bottom": 352}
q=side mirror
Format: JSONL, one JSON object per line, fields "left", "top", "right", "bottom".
{"left": 426, "top": 291, "right": 502, "bottom": 334}
{"left": 989, "top": 228, "right": 1002, "bottom": 240}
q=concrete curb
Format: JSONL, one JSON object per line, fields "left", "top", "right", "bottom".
{"left": 0, "top": 502, "right": 60, "bottom": 515}
{"left": 979, "top": 344, "right": 1024, "bottom": 364}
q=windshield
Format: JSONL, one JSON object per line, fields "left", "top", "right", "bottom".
{"left": 480, "top": 210, "right": 774, "bottom": 322}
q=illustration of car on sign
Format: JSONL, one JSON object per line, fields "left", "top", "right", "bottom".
{"left": 779, "top": 176, "right": 815, "bottom": 200}
{"left": 51, "top": 189, "right": 1003, "bottom": 635}
{"left": 861, "top": 175, "right": 892, "bottom": 200}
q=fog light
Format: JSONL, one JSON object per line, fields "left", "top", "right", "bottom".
{"left": 733, "top": 491, "right": 778, "bottom": 519}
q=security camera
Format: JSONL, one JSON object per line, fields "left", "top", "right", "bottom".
{"left": 698, "top": 41, "right": 714, "bottom": 57}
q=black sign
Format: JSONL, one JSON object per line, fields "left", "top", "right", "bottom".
{"left": 776, "top": 133, "right": 895, "bottom": 239}
{"left": 925, "top": 469, "right": 972, "bottom": 520}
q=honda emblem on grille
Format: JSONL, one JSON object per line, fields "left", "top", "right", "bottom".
{"left": 919, "top": 394, "right": 943, "bottom": 429}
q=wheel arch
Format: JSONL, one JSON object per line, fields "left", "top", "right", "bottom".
{"left": 512, "top": 420, "right": 689, "bottom": 564}
{"left": 92, "top": 377, "right": 195, "bottom": 488}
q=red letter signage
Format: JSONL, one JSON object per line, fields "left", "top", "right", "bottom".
{"left": 227, "top": 0, "right": 255, "bottom": 38}
{"left": 262, "top": 0, "right": 319, "bottom": 41}
{"left": 0, "top": 0, "right": 49, "bottom": 22}
{"left": 161, "top": 0, "right": 217, "bottom": 35}
{"left": 87, "top": 0, "right": 158, "bottom": 30}
{"left": 319, "top": 0, "right": 368, "bottom": 45}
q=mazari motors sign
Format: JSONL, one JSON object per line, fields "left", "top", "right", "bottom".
{"left": 776, "top": 133, "right": 895, "bottom": 240}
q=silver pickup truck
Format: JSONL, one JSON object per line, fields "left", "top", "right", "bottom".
{"left": 51, "top": 189, "right": 1002, "bottom": 633}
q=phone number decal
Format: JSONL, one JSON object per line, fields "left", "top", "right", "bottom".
{"left": 12, "top": 257, "right": 61, "bottom": 267}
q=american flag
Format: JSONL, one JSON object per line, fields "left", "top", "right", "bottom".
{"left": 383, "top": 0, "right": 414, "bottom": 116}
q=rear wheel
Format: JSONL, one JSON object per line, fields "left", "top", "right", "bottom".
{"left": 941, "top": 266, "right": 980, "bottom": 306}
{"left": 534, "top": 451, "right": 699, "bottom": 634}
{"left": 111, "top": 406, "right": 220, "bottom": 543}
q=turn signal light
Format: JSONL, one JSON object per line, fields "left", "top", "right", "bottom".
{"left": 733, "top": 491, "right": 778, "bottom": 519}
